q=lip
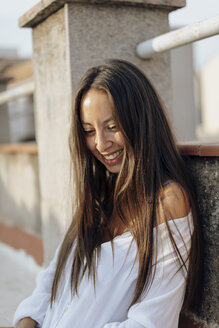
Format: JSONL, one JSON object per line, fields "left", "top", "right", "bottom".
{"left": 100, "top": 149, "right": 123, "bottom": 165}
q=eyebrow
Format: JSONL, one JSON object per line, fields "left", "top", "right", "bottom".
{"left": 81, "top": 117, "right": 115, "bottom": 125}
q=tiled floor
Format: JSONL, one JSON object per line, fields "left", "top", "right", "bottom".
{"left": 0, "top": 242, "right": 40, "bottom": 326}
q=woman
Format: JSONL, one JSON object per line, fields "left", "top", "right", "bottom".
{"left": 14, "top": 59, "right": 201, "bottom": 328}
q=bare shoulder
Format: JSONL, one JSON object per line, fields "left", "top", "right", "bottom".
{"left": 156, "top": 181, "right": 191, "bottom": 226}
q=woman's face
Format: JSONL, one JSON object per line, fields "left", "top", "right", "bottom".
{"left": 80, "top": 89, "right": 125, "bottom": 173}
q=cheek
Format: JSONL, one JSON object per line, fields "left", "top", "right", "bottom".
{"left": 115, "top": 132, "right": 125, "bottom": 147}
{"left": 85, "top": 137, "right": 96, "bottom": 153}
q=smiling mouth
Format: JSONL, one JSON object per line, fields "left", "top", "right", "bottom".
{"left": 102, "top": 149, "right": 123, "bottom": 161}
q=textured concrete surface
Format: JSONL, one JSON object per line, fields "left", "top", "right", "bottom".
{"left": 184, "top": 156, "right": 219, "bottom": 326}
{"left": 0, "top": 242, "right": 40, "bottom": 326}
{"left": 19, "top": 0, "right": 186, "bottom": 28}
{"left": 32, "top": 7, "right": 73, "bottom": 264}
{"left": 0, "top": 152, "right": 41, "bottom": 235}
{"left": 67, "top": 3, "right": 172, "bottom": 112}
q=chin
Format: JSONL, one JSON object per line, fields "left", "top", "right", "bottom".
{"left": 105, "top": 165, "right": 121, "bottom": 174}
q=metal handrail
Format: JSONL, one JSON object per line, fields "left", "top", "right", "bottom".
{"left": 0, "top": 81, "right": 34, "bottom": 106}
{"left": 136, "top": 14, "right": 219, "bottom": 59}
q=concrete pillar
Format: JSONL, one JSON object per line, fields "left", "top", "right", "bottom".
{"left": 19, "top": 0, "right": 185, "bottom": 263}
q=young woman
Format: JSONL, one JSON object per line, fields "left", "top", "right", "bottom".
{"left": 14, "top": 59, "right": 201, "bottom": 328}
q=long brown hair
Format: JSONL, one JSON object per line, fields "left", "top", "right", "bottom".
{"left": 51, "top": 59, "right": 201, "bottom": 311}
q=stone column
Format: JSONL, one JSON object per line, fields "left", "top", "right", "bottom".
{"left": 19, "top": 0, "right": 185, "bottom": 263}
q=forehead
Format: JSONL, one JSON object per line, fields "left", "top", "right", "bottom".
{"left": 80, "top": 89, "right": 116, "bottom": 122}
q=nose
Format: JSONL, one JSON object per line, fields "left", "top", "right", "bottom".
{"left": 95, "top": 131, "right": 112, "bottom": 153}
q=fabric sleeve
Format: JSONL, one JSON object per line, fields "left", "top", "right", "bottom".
{"left": 103, "top": 212, "right": 193, "bottom": 328}
{"left": 13, "top": 244, "right": 61, "bottom": 327}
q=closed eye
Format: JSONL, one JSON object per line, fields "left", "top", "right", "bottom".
{"left": 83, "top": 130, "right": 95, "bottom": 135}
{"left": 108, "top": 125, "right": 118, "bottom": 131}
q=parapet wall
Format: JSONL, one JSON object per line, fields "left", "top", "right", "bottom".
{"left": 0, "top": 142, "right": 43, "bottom": 265}
{"left": 0, "top": 143, "right": 41, "bottom": 235}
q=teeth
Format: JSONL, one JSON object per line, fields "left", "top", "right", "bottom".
{"left": 103, "top": 150, "right": 122, "bottom": 160}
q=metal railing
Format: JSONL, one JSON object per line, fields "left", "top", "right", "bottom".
{"left": 0, "top": 81, "right": 34, "bottom": 106}
{"left": 136, "top": 14, "right": 219, "bottom": 59}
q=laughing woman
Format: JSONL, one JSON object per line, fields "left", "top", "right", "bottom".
{"left": 14, "top": 59, "right": 201, "bottom": 328}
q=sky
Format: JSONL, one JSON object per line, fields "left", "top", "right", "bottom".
{"left": 0, "top": 0, "right": 219, "bottom": 70}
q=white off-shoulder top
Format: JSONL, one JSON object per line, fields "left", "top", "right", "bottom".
{"left": 13, "top": 212, "right": 193, "bottom": 328}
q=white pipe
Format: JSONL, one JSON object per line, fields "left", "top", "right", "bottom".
{"left": 136, "top": 14, "right": 219, "bottom": 59}
{"left": 0, "top": 81, "right": 34, "bottom": 105}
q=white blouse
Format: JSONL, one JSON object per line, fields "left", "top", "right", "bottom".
{"left": 13, "top": 212, "right": 193, "bottom": 328}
